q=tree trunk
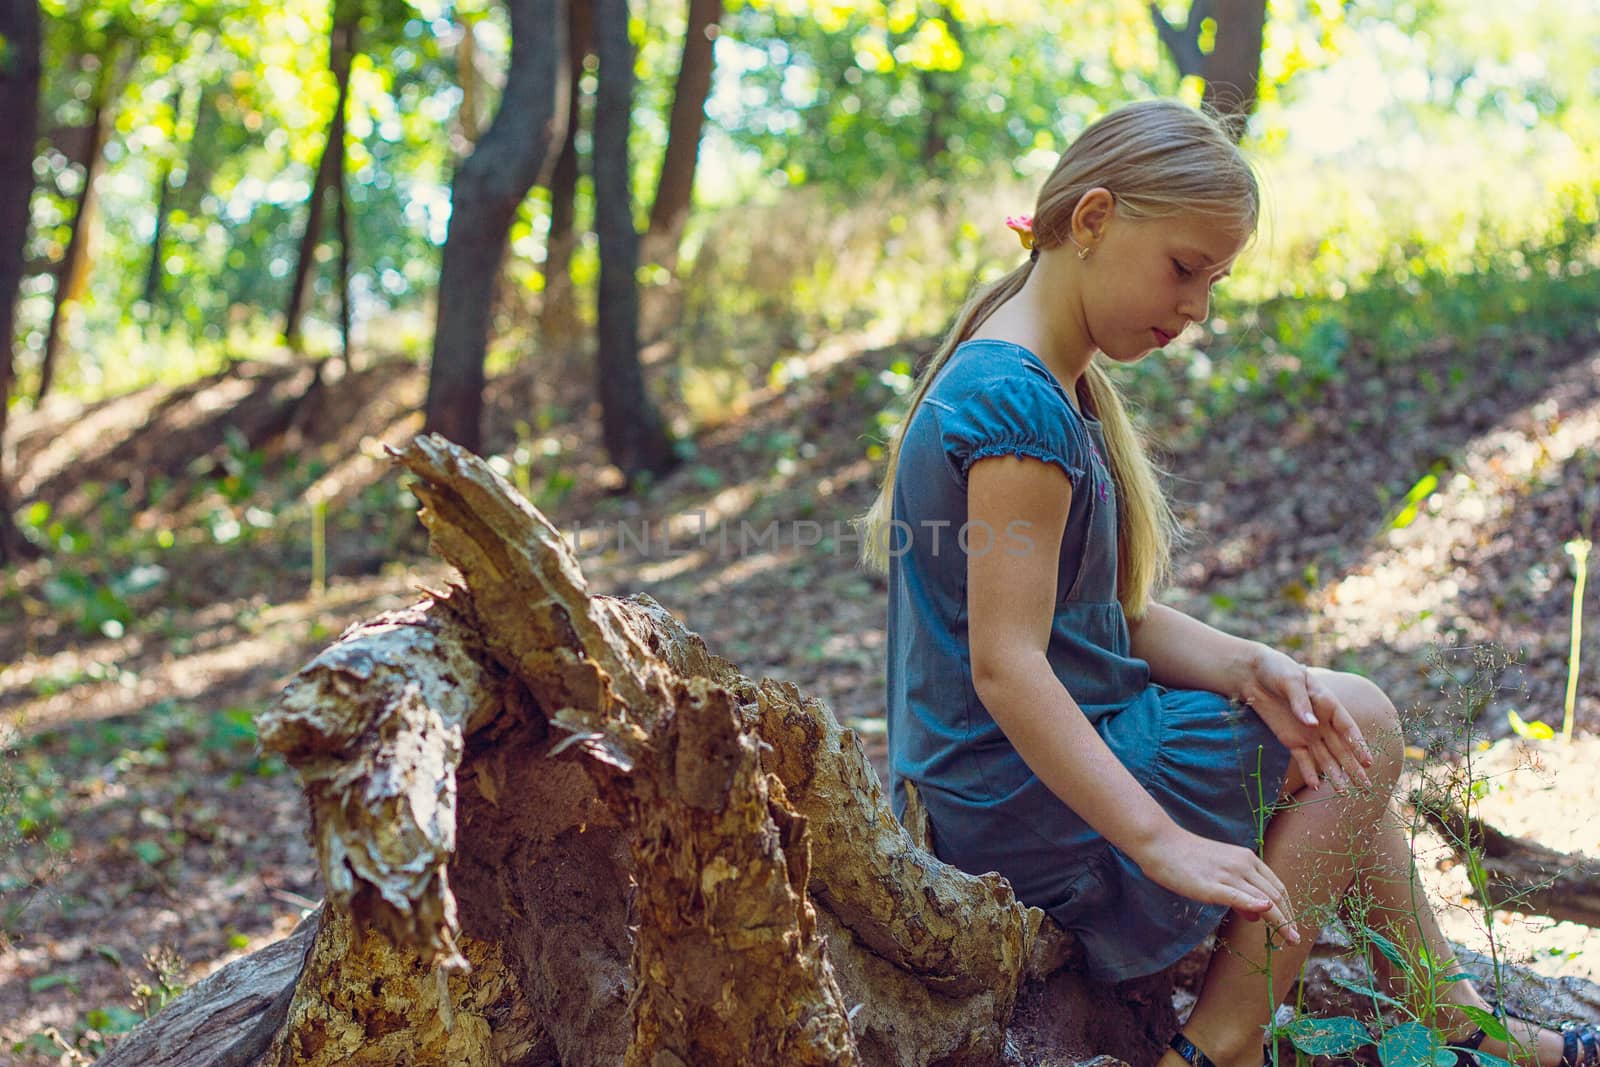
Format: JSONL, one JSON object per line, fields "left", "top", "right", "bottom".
{"left": 424, "top": 0, "right": 568, "bottom": 456}
{"left": 640, "top": 0, "right": 720, "bottom": 275}
{"left": 456, "top": 14, "right": 483, "bottom": 144}
{"left": 0, "top": 0, "right": 42, "bottom": 563}
{"left": 36, "top": 46, "right": 117, "bottom": 402}
{"left": 1199, "top": 0, "right": 1266, "bottom": 136}
{"left": 593, "top": 0, "right": 677, "bottom": 480}
{"left": 334, "top": 113, "right": 352, "bottom": 370}
{"left": 538, "top": 0, "right": 590, "bottom": 354}
{"left": 98, "top": 434, "right": 1600, "bottom": 1067}
{"left": 1147, "top": 0, "right": 1265, "bottom": 140}
{"left": 141, "top": 86, "right": 182, "bottom": 315}
{"left": 284, "top": 15, "right": 357, "bottom": 353}
{"left": 917, "top": 7, "right": 961, "bottom": 166}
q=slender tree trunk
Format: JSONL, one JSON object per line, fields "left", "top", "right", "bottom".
{"left": 917, "top": 7, "right": 960, "bottom": 166}
{"left": 142, "top": 161, "right": 173, "bottom": 309}
{"left": 1199, "top": 0, "right": 1266, "bottom": 136}
{"left": 640, "top": 0, "right": 720, "bottom": 274}
{"left": 423, "top": 0, "right": 569, "bottom": 454}
{"left": 538, "top": 0, "right": 589, "bottom": 351}
{"left": 141, "top": 85, "right": 183, "bottom": 316}
{"left": 593, "top": 0, "right": 676, "bottom": 480}
{"left": 1148, "top": 0, "right": 1265, "bottom": 140}
{"left": 334, "top": 107, "right": 352, "bottom": 369}
{"left": 36, "top": 48, "right": 116, "bottom": 402}
{"left": 284, "top": 15, "right": 357, "bottom": 352}
{"left": 456, "top": 14, "right": 482, "bottom": 143}
{"left": 0, "top": 0, "right": 43, "bottom": 563}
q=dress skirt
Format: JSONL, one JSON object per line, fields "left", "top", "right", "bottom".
{"left": 915, "top": 685, "right": 1293, "bottom": 983}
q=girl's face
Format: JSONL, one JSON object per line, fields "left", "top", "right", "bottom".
{"left": 1079, "top": 207, "right": 1245, "bottom": 364}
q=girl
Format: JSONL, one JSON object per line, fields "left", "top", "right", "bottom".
{"left": 858, "top": 100, "right": 1598, "bottom": 1067}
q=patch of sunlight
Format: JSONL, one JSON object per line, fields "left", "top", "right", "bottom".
{"left": 19, "top": 373, "right": 262, "bottom": 498}
{"left": 1319, "top": 353, "right": 1600, "bottom": 653}
{"left": 696, "top": 547, "right": 797, "bottom": 598}
{"left": 306, "top": 414, "right": 426, "bottom": 509}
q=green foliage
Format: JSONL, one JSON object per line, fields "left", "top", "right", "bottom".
{"left": 1280, "top": 1014, "right": 1372, "bottom": 1056}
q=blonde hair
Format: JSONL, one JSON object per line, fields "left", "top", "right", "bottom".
{"left": 855, "top": 100, "right": 1259, "bottom": 619}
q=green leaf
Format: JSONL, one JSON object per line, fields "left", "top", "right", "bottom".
{"left": 1447, "top": 1049, "right": 1514, "bottom": 1067}
{"left": 1377, "top": 1021, "right": 1452, "bottom": 1067}
{"left": 131, "top": 839, "right": 165, "bottom": 865}
{"left": 1282, "top": 1015, "right": 1373, "bottom": 1056}
{"left": 28, "top": 972, "right": 78, "bottom": 993}
{"left": 1363, "top": 927, "right": 1409, "bottom": 969}
{"left": 1506, "top": 709, "right": 1555, "bottom": 740}
{"left": 1328, "top": 971, "right": 1404, "bottom": 1008}
{"left": 1456, "top": 1005, "right": 1509, "bottom": 1042}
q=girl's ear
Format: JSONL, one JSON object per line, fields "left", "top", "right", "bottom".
{"left": 1070, "top": 187, "right": 1116, "bottom": 249}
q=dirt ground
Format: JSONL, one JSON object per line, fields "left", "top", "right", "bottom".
{"left": 2, "top": 325, "right": 1598, "bottom": 1062}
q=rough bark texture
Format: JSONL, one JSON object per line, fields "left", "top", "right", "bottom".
{"left": 94, "top": 911, "right": 319, "bottom": 1067}
{"left": 593, "top": 0, "right": 676, "bottom": 479}
{"left": 424, "top": 0, "right": 568, "bottom": 454}
{"left": 108, "top": 434, "right": 1600, "bottom": 1067}
{"left": 0, "top": 0, "right": 42, "bottom": 564}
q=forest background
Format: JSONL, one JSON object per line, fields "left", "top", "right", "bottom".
{"left": 2, "top": 0, "right": 1600, "bottom": 1061}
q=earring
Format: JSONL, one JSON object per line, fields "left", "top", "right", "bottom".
{"left": 1077, "top": 244, "right": 1092, "bottom": 261}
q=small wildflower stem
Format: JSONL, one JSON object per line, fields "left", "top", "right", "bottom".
{"left": 1562, "top": 538, "right": 1590, "bottom": 743}
{"left": 312, "top": 498, "right": 328, "bottom": 600}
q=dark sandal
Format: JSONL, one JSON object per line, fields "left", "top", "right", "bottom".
{"left": 1169, "top": 1032, "right": 1221, "bottom": 1067}
{"left": 1168, "top": 1031, "right": 1276, "bottom": 1067}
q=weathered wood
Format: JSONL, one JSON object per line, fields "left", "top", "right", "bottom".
{"left": 95, "top": 910, "right": 318, "bottom": 1067}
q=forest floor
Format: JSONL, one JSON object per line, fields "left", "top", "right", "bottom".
{"left": 3, "top": 323, "right": 1600, "bottom": 1062}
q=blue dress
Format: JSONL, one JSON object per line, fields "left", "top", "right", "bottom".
{"left": 886, "top": 338, "right": 1291, "bottom": 982}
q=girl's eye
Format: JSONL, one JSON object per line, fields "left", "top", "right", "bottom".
{"left": 1173, "top": 259, "right": 1193, "bottom": 278}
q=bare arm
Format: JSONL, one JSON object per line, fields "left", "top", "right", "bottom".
{"left": 1126, "top": 601, "right": 1266, "bottom": 698}
{"left": 965, "top": 456, "right": 1297, "bottom": 940}
{"left": 1128, "top": 600, "right": 1375, "bottom": 791}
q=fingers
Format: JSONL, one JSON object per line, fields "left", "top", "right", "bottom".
{"left": 1236, "top": 863, "right": 1300, "bottom": 946}
{"left": 1306, "top": 682, "right": 1375, "bottom": 788}
{"left": 1328, "top": 702, "right": 1376, "bottom": 769}
{"left": 1311, "top": 738, "right": 1353, "bottom": 792}
{"left": 1292, "top": 746, "right": 1321, "bottom": 794}
{"left": 1287, "top": 666, "right": 1317, "bottom": 726}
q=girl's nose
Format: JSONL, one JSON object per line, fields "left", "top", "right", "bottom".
{"left": 1178, "top": 289, "right": 1210, "bottom": 324}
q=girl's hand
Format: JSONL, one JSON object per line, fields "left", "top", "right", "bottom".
{"left": 1131, "top": 826, "right": 1302, "bottom": 946}
{"left": 1237, "top": 646, "right": 1374, "bottom": 793}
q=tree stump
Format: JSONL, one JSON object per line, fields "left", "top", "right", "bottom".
{"left": 99, "top": 435, "right": 1600, "bottom": 1067}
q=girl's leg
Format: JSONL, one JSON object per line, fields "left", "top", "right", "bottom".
{"left": 1345, "top": 808, "right": 1566, "bottom": 1065}
{"left": 1162, "top": 670, "right": 1568, "bottom": 1067}
{"left": 1159, "top": 671, "right": 1406, "bottom": 1067}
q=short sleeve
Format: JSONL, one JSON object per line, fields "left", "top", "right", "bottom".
{"left": 936, "top": 375, "right": 1090, "bottom": 491}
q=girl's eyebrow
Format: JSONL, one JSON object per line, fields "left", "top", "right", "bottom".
{"left": 1176, "top": 247, "right": 1233, "bottom": 277}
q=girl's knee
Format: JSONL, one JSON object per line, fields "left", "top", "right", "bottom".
{"left": 1316, "top": 669, "right": 1405, "bottom": 787}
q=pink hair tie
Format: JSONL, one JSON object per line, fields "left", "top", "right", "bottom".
{"left": 1005, "top": 214, "right": 1035, "bottom": 250}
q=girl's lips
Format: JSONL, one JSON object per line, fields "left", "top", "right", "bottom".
{"left": 1152, "top": 328, "right": 1173, "bottom": 346}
